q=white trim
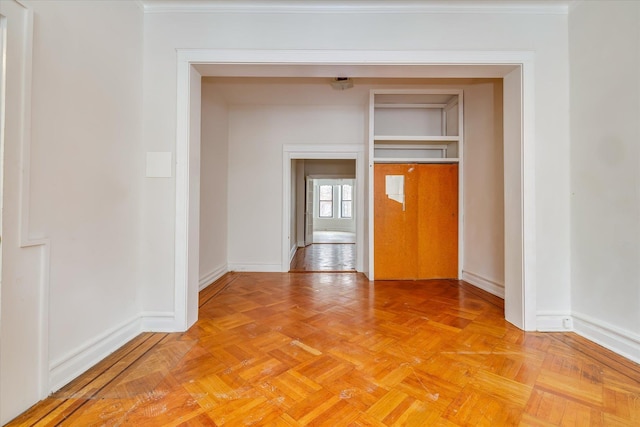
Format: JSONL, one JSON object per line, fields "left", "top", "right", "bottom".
{"left": 141, "top": 0, "right": 569, "bottom": 15}
{"left": 140, "top": 312, "right": 179, "bottom": 332}
{"left": 573, "top": 312, "right": 640, "bottom": 364}
{"left": 175, "top": 49, "right": 537, "bottom": 338}
{"left": 181, "top": 49, "right": 535, "bottom": 67}
{"left": 289, "top": 243, "right": 297, "bottom": 265}
{"left": 536, "top": 311, "right": 572, "bottom": 332}
{"left": 48, "top": 315, "right": 141, "bottom": 393}
{"left": 461, "top": 271, "right": 504, "bottom": 299}
{"left": 228, "top": 263, "right": 282, "bottom": 272}
{"left": 521, "top": 57, "right": 537, "bottom": 331}
{"left": 198, "top": 264, "right": 228, "bottom": 290}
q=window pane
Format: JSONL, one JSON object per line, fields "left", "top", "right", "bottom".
{"left": 342, "top": 184, "right": 352, "bottom": 201}
{"left": 320, "top": 201, "right": 333, "bottom": 218}
{"left": 319, "top": 185, "right": 333, "bottom": 201}
{"left": 341, "top": 201, "right": 352, "bottom": 218}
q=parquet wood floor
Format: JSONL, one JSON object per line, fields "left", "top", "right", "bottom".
{"left": 289, "top": 244, "right": 356, "bottom": 272}
{"left": 8, "top": 272, "right": 640, "bottom": 426}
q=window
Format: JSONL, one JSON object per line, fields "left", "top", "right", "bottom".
{"left": 319, "top": 185, "right": 333, "bottom": 218}
{"left": 341, "top": 184, "right": 352, "bottom": 218}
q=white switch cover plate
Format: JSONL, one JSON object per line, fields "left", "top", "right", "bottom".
{"left": 146, "top": 152, "right": 172, "bottom": 178}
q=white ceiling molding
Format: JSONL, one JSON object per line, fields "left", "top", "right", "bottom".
{"left": 141, "top": 0, "right": 569, "bottom": 15}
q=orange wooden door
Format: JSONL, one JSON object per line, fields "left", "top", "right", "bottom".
{"left": 374, "top": 163, "right": 419, "bottom": 280}
{"left": 417, "top": 164, "right": 458, "bottom": 278}
{"left": 374, "top": 163, "right": 458, "bottom": 280}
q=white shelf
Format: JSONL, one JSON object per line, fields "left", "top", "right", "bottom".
{"left": 373, "top": 157, "right": 460, "bottom": 163}
{"left": 374, "top": 135, "right": 459, "bottom": 143}
{"left": 374, "top": 103, "right": 448, "bottom": 109}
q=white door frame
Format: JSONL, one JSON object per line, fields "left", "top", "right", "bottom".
{"left": 175, "top": 49, "right": 536, "bottom": 332}
{"left": 282, "top": 146, "right": 365, "bottom": 273}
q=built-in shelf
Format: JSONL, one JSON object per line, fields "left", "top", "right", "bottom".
{"left": 370, "top": 90, "right": 462, "bottom": 163}
{"left": 373, "top": 135, "right": 459, "bottom": 143}
{"left": 368, "top": 89, "right": 465, "bottom": 281}
{"left": 373, "top": 157, "right": 460, "bottom": 163}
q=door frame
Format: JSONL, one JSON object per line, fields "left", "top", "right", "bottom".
{"left": 283, "top": 146, "right": 365, "bottom": 272}
{"left": 176, "top": 49, "right": 536, "bottom": 331}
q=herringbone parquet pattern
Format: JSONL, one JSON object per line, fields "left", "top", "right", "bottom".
{"left": 8, "top": 272, "right": 640, "bottom": 426}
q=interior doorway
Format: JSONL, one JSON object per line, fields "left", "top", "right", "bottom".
{"left": 177, "top": 49, "right": 535, "bottom": 334}
{"left": 290, "top": 160, "right": 357, "bottom": 272}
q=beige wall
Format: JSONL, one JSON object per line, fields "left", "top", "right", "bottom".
{"left": 1, "top": 0, "right": 144, "bottom": 421}
{"left": 569, "top": 0, "right": 640, "bottom": 360}
{"left": 199, "top": 81, "right": 229, "bottom": 287}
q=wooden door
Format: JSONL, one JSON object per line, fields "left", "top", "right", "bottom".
{"left": 417, "top": 164, "right": 458, "bottom": 278}
{"left": 374, "top": 163, "right": 458, "bottom": 280}
{"left": 374, "top": 164, "right": 419, "bottom": 279}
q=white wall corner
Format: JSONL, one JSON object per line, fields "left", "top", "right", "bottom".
{"left": 199, "top": 264, "right": 228, "bottom": 291}
{"left": 461, "top": 271, "right": 505, "bottom": 299}
{"left": 48, "top": 316, "right": 142, "bottom": 393}
{"left": 536, "top": 311, "right": 573, "bottom": 332}
{"left": 572, "top": 312, "right": 640, "bottom": 364}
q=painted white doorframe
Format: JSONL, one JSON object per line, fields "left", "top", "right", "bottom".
{"left": 282, "top": 146, "right": 365, "bottom": 273}
{"left": 175, "top": 49, "right": 536, "bottom": 332}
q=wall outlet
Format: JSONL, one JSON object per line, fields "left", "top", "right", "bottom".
{"left": 562, "top": 317, "right": 573, "bottom": 330}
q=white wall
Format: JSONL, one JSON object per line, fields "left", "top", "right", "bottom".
{"left": 569, "top": 1, "right": 640, "bottom": 360}
{"left": 1, "top": 0, "right": 144, "bottom": 420}
{"left": 199, "top": 80, "right": 229, "bottom": 287}
{"left": 462, "top": 80, "right": 505, "bottom": 295}
{"left": 227, "top": 103, "right": 364, "bottom": 270}
{"left": 29, "top": 0, "right": 143, "bottom": 389}
{"left": 142, "top": 6, "right": 571, "bottom": 319}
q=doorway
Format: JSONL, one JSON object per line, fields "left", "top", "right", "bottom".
{"left": 177, "top": 49, "right": 535, "bottom": 333}
{"left": 291, "top": 167, "right": 356, "bottom": 272}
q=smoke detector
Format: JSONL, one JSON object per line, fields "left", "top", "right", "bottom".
{"left": 330, "top": 77, "right": 354, "bottom": 90}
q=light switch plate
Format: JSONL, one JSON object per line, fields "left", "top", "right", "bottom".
{"left": 146, "top": 152, "right": 172, "bottom": 178}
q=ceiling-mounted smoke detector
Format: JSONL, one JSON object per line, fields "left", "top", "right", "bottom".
{"left": 330, "top": 77, "right": 354, "bottom": 90}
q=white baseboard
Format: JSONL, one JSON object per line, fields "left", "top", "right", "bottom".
{"left": 297, "top": 240, "right": 305, "bottom": 248}
{"left": 461, "top": 270, "right": 505, "bottom": 298}
{"left": 228, "top": 263, "right": 282, "bottom": 272}
{"left": 536, "top": 311, "right": 573, "bottom": 332}
{"left": 573, "top": 312, "right": 640, "bottom": 364}
{"left": 199, "top": 264, "right": 228, "bottom": 291}
{"left": 289, "top": 244, "right": 298, "bottom": 263}
{"left": 48, "top": 315, "right": 141, "bottom": 393}
{"left": 140, "top": 311, "right": 181, "bottom": 332}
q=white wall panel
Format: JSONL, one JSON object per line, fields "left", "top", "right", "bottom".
{"left": 570, "top": 1, "right": 640, "bottom": 341}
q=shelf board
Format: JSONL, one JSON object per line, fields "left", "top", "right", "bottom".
{"left": 374, "top": 135, "right": 459, "bottom": 143}
{"left": 373, "top": 157, "right": 460, "bottom": 163}
{"left": 374, "top": 103, "right": 447, "bottom": 109}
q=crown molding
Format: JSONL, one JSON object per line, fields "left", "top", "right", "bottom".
{"left": 141, "top": 1, "right": 569, "bottom": 15}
